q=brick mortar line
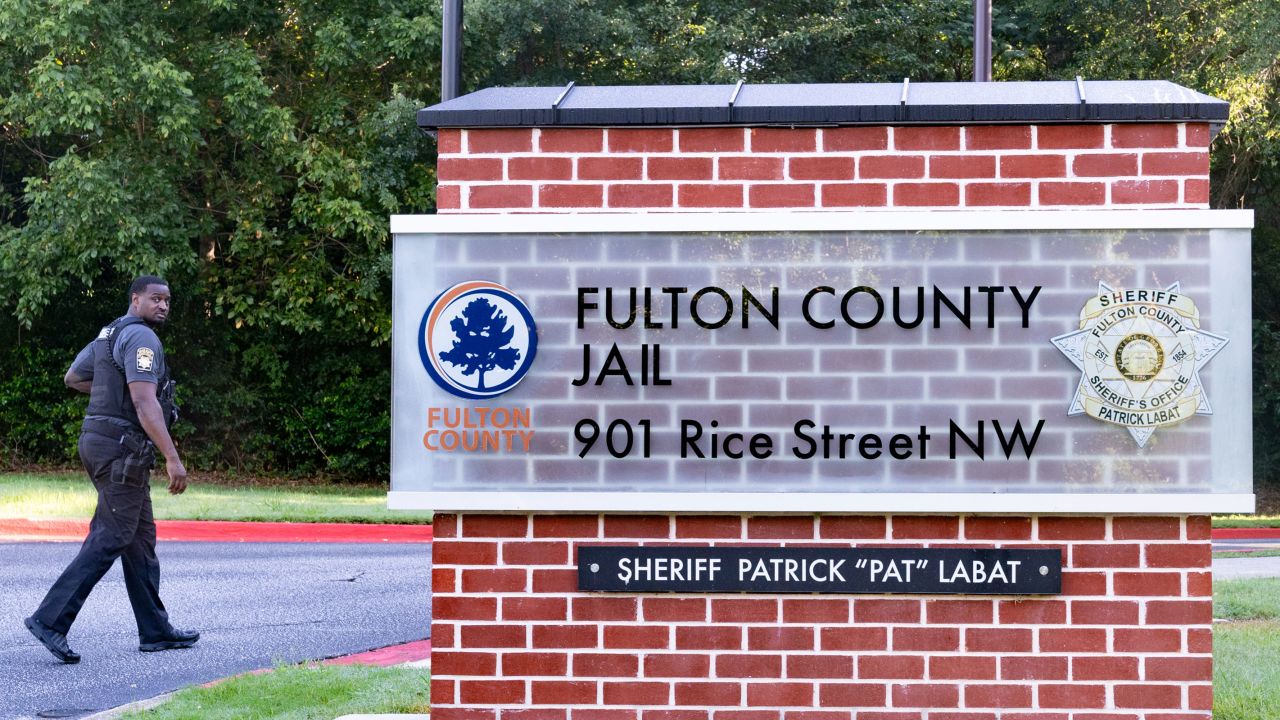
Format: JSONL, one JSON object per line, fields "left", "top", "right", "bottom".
{"left": 482, "top": 533, "right": 1104, "bottom": 541}
{"left": 454, "top": 122, "right": 1201, "bottom": 154}
{"left": 435, "top": 709, "right": 1204, "bottom": 714}
{"left": 437, "top": 602, "right": 1208, "bottom": 607}
{"left": 445, "top": 537, "right": 1208, "bottom": 541}
{"left": 454, "top": 567, "right": 1210, "bottom": 572}
{"left": 439, "top": 678, "right": 1213, "bottom": 685}
{"left": 439, "top": 650, "right": 1213, "bottom": 660}
{"left": 448, "top": 148, "right": 1208, "bottom": 155}
{"left": 442, "top": 643, "right": 1210, "bottom": 654}
{"left": 444, "top": 176, "right": 1205, "bottom": 187}
{"left": 449, "top": 200, "right": 1202, "bottom": 210}
{"left": 445, "top": 139, "right": 1203, "bottom": 158}
{"left": 441, "top": 620, "right": 1212, "bottom": 625}
{"left": 443, "top": 553, "right": 1209, "bottom": 558}
{"left": 433, "top": 685, "right": 1210, "bottom": 697}
{"left": 440, "top": 568, "right": 1208, "bottom": 573}
{"left": 439, "top": 210, "right": 1210, "bottom": 216}
{"left": 441, "top": 620, "right": 1213, "bottom": 628}
{"left": 439, "top": 150, "right": 1207, "bottom": 161}
{"left": 432, "top": 694, "right": 1206, "bottom": 710}
{"left": 442, "top": 204, "right": 1205, "bottom": 213}
{"left": 449, "top": 514, "right": 1201, "bottom": 530}
{"left": 451, "top": 187, "right": 1201, "bottom": 206}
{"left": 435, "top": 651, "right": 1216, "bottom": 658}
{"left": 441, "top": 621, "right": 1213, "bottom": 628}
{"left": 436, "top": 713, "right": 1207, "bottom": 718}
{"left": 442, "top": 546, "right": 1208, "bottom": 552}
{"left": 443, "top": 677, "right": 1206, "bottom": 686}
{"left": 448, "top": 532, "right": 1198, "bottom": 538}
{"left": 443, "top": 685, "right": 1210, "bottom": 692}
{"left": 441, "top": 607, "right": 1211, "bottom": 612}
{"left": 452, "top": 189, "right": 1203, "bottom": 212}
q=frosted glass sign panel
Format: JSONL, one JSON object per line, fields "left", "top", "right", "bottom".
{"left": 390, "top": 214, "right": 1251, "bottom": 512}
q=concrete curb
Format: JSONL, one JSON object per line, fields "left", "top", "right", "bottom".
{"left": 80, "top": 691, "right": 176, "bottom": 720}
{"left": 336, "top": 716, "right": 429, "bottom": 719}
{"left": 0, "top": 518, "right": 433, "bottom": 543}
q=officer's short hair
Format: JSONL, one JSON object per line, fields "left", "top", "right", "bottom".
{"left": 130, "top": 275, "right": 168, "bottom": 298}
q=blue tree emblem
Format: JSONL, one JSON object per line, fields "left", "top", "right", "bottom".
{"left": 438, "top": 297, "right": 522, "bottom": 391}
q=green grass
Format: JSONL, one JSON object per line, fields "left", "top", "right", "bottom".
{"left": 119, "top": 664, "right": 428, "bottom": 720}
{"left": 1214, "top": 515, "right": 1280, "bottom": 528}
{"left": 0, "top": 472, "right": 431, "bottom": 524}
{"left": 1215, "top": 578, "right": 1280, "bottom": 621}
{"left": 1216, "top": 621, "right": 1280, "bottom": 719}
{"left": 1214, "top": 549, "right": 1280, "bottom": 559}
{"left": 1215, "top": 579, "right": 1280, "bottom": 717}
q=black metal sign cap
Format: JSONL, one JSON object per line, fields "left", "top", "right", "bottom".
{"left": 578, "top": 546, "right": 1061, "bottom": 595}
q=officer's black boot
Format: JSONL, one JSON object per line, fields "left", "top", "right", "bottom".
{"left": 24, "top": 616, "right": 81, "bottom": 664}
{"left": 139, "top": 628, "right": 200, "bottom": 652}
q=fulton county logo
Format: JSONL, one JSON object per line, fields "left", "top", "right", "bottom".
{"left": 419, "top": 281, "right": 538, "bottom": 400}
{"left": 1052, "top": 283, "right": 1227, "bottom": 447}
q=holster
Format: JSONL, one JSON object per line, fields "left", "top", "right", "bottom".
{"left": 110, "top": 446, "right": 155, "bottom": 487}
{"left": 83, "top": 419, "right": 155, "bottom": 487}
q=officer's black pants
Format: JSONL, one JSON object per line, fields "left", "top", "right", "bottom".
{"left": 32, "top": 431, "right": 173, "bottom": 641}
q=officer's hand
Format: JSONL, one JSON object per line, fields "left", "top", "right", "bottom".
{"left": 167, "top": 459, "right": 189, "bottom": 495}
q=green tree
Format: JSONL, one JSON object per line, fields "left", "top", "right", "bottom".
{"left": 0, "top": 0, "right": 442, "bottom": 477}
{"left": 2, "top": 0, "right": 1277, "bottom": 483}
{"left": 1015, "top": 0, "right": 1280, "bottom": 485}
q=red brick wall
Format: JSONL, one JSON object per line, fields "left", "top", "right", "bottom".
{"left": 432, "top": 513, "right": 1213, "bottom": 719}
{"left": 429, "top": 117, "right": 1217, "bottom": 718}
{"left": 434, "top": 123, "right": 1211, "bottom": 213}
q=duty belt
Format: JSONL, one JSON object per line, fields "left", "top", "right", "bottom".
{"left": 82, "top": 418, "right": 150, "bottom": 453}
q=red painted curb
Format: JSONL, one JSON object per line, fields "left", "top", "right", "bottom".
{"left": 325, "top": 639, "right": 431, "bottom": 667}
{"left": 1212, "top": 527, "right": 1280, "bottom": 540}
{"left": 0, "top": 518, "right": 433, "bottom": 543}
{"left": 199, "top": 640, "right": 432, "bottom": 688}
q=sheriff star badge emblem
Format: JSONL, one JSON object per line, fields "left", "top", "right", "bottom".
{"left": 1051, "top": 282, "right": 1227, "bottom": 448}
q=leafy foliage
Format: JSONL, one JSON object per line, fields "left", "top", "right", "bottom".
{"left": 0, "top": 0, "right": 439, "bottom": 478}
{"left": 0, "top": 0, "right": 1277, "bottom": 482}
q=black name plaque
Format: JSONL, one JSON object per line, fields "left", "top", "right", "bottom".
{"left": 578, "top": 547, "right": 1061, "bottom": 595}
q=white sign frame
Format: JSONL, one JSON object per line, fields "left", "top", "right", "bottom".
{"left": 390, "top": 209, "right": 1254, "bottom": 514}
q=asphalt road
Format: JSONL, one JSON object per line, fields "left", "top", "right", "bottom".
{"left": 0, "top": 542, "right": 431, "bottom": 720}
{"left": 1214, "top": 538, "right": 1280, "bottom": 579}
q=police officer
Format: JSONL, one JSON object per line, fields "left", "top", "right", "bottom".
{"left": 24, "top": 275, "right": 198, "bottom": 663}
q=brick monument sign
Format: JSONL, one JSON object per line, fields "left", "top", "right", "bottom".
{"left": 392, "top": 81, "right": 1252, "bottom": 719}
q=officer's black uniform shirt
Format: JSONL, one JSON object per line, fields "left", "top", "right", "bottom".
{"left": 70, "top": 321, "right": 167, "bottom": 430}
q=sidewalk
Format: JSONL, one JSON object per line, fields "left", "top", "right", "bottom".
{"left": 0, "top": 517, "right": 433, "bottom": 543}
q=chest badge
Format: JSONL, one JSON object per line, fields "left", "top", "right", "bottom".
{"left": 1051, "top": 282, "right": 1227, "bottom": 447}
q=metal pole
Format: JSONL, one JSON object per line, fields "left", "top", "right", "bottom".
{"left": 442, "top": 0, "right": 463, "bottom": 101}
{"left": 974, "top": 0, "right": 992, "bottom": 82}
